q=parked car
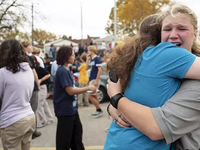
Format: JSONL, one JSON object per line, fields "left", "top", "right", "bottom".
{"left": 74, "top": 69, "right": 109, "bottom": 103}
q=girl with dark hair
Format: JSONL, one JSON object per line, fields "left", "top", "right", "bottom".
{"left": 53, "top": 46, "right": 96, "bottom": 150}
{"left": 32, "top": 56, "right": 54, "bottom": 128}
{"left": 0, "top": 39, "right": 35, "bottom": 149}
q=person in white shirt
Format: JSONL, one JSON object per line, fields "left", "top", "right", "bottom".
{"left": 51, "top": 60, "right": 58, "bottom": 77}
{"left": 101, "top": 41, "right": 106, "bottom": 50}
{"left": 0, "top": 39, "right": 35, "bottom": 150}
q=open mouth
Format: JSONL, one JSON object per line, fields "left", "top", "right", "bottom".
{"left": 173, "top": 43, "right": 181, "bottom": 47}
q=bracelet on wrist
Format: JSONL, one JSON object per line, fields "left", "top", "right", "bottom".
{"left": 110, "top": 93, "right": 124, "bottom": 109}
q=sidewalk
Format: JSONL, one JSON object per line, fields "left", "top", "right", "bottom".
{"left": 0, "top": 146, "right": 104, "bottom": 150}
{"left": 0, "top": 99, "right": 111, "bottom": 150}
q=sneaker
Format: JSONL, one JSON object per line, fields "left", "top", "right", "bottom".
{"left": 91, "top": 110, "right": 103, "bottom": 118}
{"left": 32, "top": 131, "right": 41, "bottom": 139}
{"left": 37, "top": 122, "right": 46, "bottom": 128}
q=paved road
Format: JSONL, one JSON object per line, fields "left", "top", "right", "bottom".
{"left": 0, "top": 99, "right": 111, "bottom": 150}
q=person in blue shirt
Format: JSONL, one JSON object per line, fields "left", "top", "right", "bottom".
{"left": 104, "top": 5, "right": 200, "bottom": 150}
{"left": 53, "top": 46, "right": 96, "bottom": 150}
{"left": 86, "top": 45, "right": 103, "bottom": 118}
{"left": 71, "top": 57, "right": 81, "bottom": 73}
{"left": 50, "top": 44, "right": 56, "bottom": 59}
{"left": 51, "top": 60, "right": 58, "bottom": 77}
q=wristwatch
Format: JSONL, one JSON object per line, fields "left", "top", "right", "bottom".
{"left": 110, "top": 93, "right": 124, "bottom": 109}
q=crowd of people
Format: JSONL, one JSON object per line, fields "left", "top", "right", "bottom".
{"left": 0, "top": 3, "right": 200, "bottom": 150}
{"left": 0, "top": 34, "right": 107, "bottom": 150}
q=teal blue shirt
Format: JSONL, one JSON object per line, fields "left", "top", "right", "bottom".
{"left": 104, "top": 42, "right": 196, "bottom": 150}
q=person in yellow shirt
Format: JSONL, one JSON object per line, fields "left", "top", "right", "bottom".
{"left": 78, "top": 53, "right": 89, "bottom": 107}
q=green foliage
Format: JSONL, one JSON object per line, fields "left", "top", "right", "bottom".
{"left": 0, "top": 0, "right": 58, "bottom": 45}
{"left": 0, "top": 0, "right": 28, "bottom": 40}
{"left": 62, "top": 35, "right": 68, "bottom": 40}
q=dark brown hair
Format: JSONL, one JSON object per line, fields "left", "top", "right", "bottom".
{"left": 0, "top": 39, "right": 28, "bottom": 73}
{"left": 56, "top": 46, "right": 72, "bottom": 65}
{"left": 107, "top": 14, "right": 162, "bottom": 91}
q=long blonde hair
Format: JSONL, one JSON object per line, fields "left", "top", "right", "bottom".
{"left": 162, "top": 4, "right": 200, "bottom": 54}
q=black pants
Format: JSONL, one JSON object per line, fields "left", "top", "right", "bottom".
{"left": 56, "top": 112, "right": 84, "bottom": 150}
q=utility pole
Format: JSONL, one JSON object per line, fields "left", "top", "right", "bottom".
{"left": 114, "top": 0, "right": 117, "bottom": 42}
{"left": 32, "top": 3, "right": 34, "bottom": 46}
{"left": 80, "top": 2, "right": 83, "bottom": 46}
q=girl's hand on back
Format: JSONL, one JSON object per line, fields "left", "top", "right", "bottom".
{"left": 109, "top": 104, "right": 131, "bottom": 128}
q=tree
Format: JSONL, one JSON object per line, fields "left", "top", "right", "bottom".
{"left": 1, "top": 27, "right": 30, "bottom": 41}
{"left": 0, "top": 0, "right": 44, "bottom": 41}
{"left": 106, "top": 0, "right": 172, "bottom": 36}
{"left": 62, "top": 35, "right": 68, "bottom": 40}
{"left": 32, "top": 28, "right": 57, "bottom": 46}
{"left": 0, "top": 0, "right": 26, "bottom": 40}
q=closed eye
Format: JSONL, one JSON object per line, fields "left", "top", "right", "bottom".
{"left": 163, "top": 28, "right": 171, "bottom": 31}
{"left": 179, "top": 28, "right": 187, "bottom": 30}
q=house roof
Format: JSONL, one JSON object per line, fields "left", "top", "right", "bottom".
{"left": 44, "top": 39, "right": 79, "bottom": 47}
{"left": 94, "top": 35, "right": 119, "bottom": 43}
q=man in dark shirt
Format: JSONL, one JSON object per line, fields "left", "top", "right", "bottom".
{"left": 86, "top": 45, "right": 103, "bottom": 118}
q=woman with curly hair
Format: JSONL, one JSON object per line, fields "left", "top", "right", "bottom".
{"left": 53, "top": 46, "right": 96, "bottom": 150}
{"left": 0, "top": 39, "right": 35, "bottom": 150}
{"left": 104, "top": 5, "right": 200, "bottom": 150}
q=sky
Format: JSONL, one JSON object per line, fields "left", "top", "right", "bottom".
{"left": 32, "top": 0, "right": 200, "bottom": 39}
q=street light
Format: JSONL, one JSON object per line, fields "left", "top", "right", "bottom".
{"left": 31, "top": 2, "right": 39, "bottom": 46}
{"left": 80, "top": 2, "right": 83, "bottom": 46}
{"left": 31, "top": 3, "right": 34, "bottom": 46}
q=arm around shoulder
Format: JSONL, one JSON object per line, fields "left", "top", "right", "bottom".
{"left": 152, "top": 80, "right": 200, "bottom": 144}
{"left": 184, "top": 57, "right": 200, "bottom": 79}
{"left": 117, "top": 97, "right": 164, "bottom": 141}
